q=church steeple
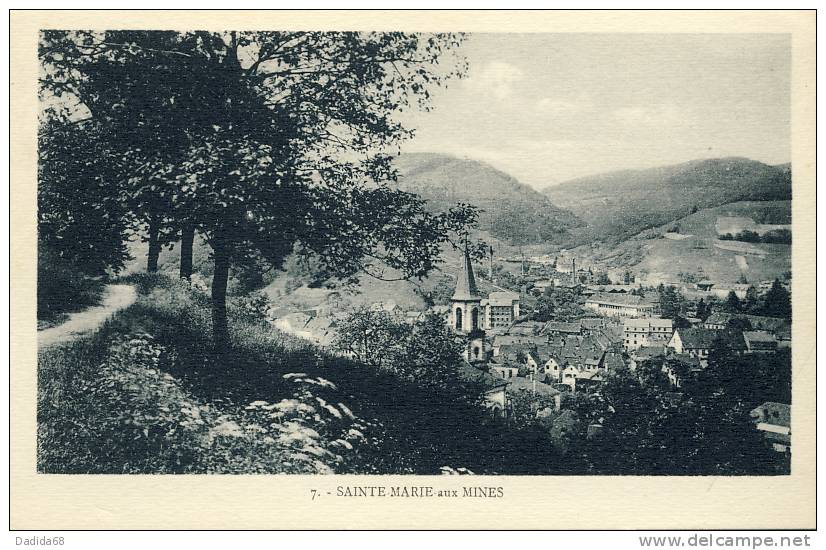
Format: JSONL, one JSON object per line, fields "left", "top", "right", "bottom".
{"left": 453, "top": 246, "right": 482, "bottom": 301}
{"left": 450, "top": 245, "right": 483, "bottom": 335}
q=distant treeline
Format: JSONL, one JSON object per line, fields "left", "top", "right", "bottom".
{"left": 719, "top": 229, "right": 791, "bottom": 244}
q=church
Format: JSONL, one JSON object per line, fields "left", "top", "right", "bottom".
{"left": 449, "top": 248, "right": 520, "bottom": 361}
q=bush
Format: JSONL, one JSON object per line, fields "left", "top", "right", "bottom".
{"left": 38, "top": 277, "right": 374, "bottom": 474}
{"left": 37, "top": 247, "right": 104, "bottom": 322}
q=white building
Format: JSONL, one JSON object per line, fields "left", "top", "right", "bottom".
{"left": 623, "top": 317, "right": 674, "bottom": 351}
{"left": 584, "top": 292, "right": 658, "bottom": 318}
{"left": 481, "top": 291, "right": 520, "bottom": 330}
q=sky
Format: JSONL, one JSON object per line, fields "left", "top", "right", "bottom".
{"left": 400, "top": 33, "right": 791, "bottom": 189}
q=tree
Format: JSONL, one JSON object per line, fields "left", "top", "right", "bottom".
{"left": 333, "top": 307, "right": 408, "bottom": 368}
{"left": 695, "top": 298, "right": 708, "bottom": 321}
{"left": 41, "top": 31, "right": 473, "bottom": 350}
{"left": 567, "top": 359, "right": 784, "bottom": 475}
{"left": 726, "top": 317, "right": 753, "bottom": 332}
{"left": 508, "top": 389, "right": 557, "bottom": 430}
{"left": 724, "top": 290, "right": 742, "bottom": 313}
{"left": 762, "top": 279, "right": 791, "bottom": 319}
{"left": 414, "top": 274, "right": 457, "bottom": 308}
{"left": 658, "top": 285, "right": 683, "bottom": 319}
{"left": 38, "top": 119, "right": 132, "bottom": 277}
{"left": 635, "top": 358, "right": 671, "bottom": 390}
{"left": 37, "top": 119, "right": 134, "bottom": 319}
{"left": 672, "top": 315, "right": 692, "bottom": 330}
{"left": 533, "top": 287, "right": 584, "bottom": 322}
{"left": 742, "top": 286, "right": 760, "bottom": 314}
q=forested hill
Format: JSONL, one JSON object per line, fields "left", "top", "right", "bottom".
{"left": 543, "top": 157, "right": 792, "bottom": 245}
{"left": 393, "top": 153, "right": 582, "bottom": 246}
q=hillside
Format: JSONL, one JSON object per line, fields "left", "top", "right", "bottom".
{"left": 572, "top": 200, "right": 791, "bottom": 285}
{"left": 543, "top": 158, "right": 791, "bottom": 245}
{"left": 394, "top": 153, "right": 582, "bottom": 246}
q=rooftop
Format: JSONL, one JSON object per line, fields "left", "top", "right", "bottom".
{"left": 743, "top": 330, "right": 777, "bottom": 343}
{"left": 506, "top": 376, "right": 561, "bottom": 396}
{"left": 586, "top": 292, "right": 657, "bottom": 307}
{"left": 487, "top": 291, "right": 520, "bottom": 306}
{"left": 624, "top": 317, "right": 673, "bottom": 329}
{"left": 675, "top": 328, "right": 747, "bottom": 350}
{"left": 457, "top": 362, "right": 509, "bottom": 390}
{"left": 542, "top": 321, "right": 582, "bottom": 334}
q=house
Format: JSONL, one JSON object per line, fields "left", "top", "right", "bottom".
{"left": 533, "top": 345, "right": 564, "bottom": 380}
{"left": 489, "top": 359, "right": 520, "bottom": 380}
{"left": 505, "top": 320, "right": 545, "bottom": 336}
{"left": 457, "top": 362, "right": 509, "bottom": 418}
{"left": 703, "top": 312, "right": 790, "bottom": 334}
{"left": 497, "top": 343, "right": 535, "bottom": 365}
{"left": 750, "top": 402, "right": 791, "bottom": 453}
{"left": 601, "top": 351, "right": 626, "bottom": 372}
{"left": 560, "top": 364, "right": 580, "bottom": 391}
{"left": 370, "top": 300, "right": 402, "bottom": 313}
{"left": 667, "top": 328, "right": 746, "bottom": 364}
{"left": 541, "top": 321, "right": 582, "bottom": 336}
{"left": 661, "top": 354, "right": 702, "bottom": 388}
{"left": 579, "top": 317, "right": 608, "bottom": 333}
{"left": 623, "top": 317, "right": 674, "bottom": 351}
{"left": 667, "top": 328, "right": 719, "bottom": 362}
{"left": 629, "top": 344, "right": 668, "bottom": 370}
{"left": 711, "top": 283, "right": 750, "bottom": 300}
{"left": 743, "top": 331, "right": 779, "bottom": 353}
{"left": 696, "top": 280, "right": 715, "bottom": 291}
{"left": 506, "top": 376, "right": 562, "bottom": 412}
{"left": 703, "top": 312, "right": 732, "bottom": 330}
{"left": 588, "top": 284, "right": 638, "bottom": 293}
{"left": 584, "top": 292, "right": 658, "bottom": 318}
{"left": 576, "top": 369, "right": 606, "bottom": 391}
{"left": 532, "top": 279, "right": 556, "bottom": 294}
{"left": 491, "top": 334, "right": 546, "bottom": 356}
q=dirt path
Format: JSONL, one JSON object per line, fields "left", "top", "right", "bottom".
{"left": 38, "top": 284, "right": 137, "bottom": 349}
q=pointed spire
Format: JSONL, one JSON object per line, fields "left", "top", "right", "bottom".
{"left": 453, "top": 244, "right": 482, "bottom": 301}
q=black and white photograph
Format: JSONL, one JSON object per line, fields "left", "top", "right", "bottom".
{"left": 34, "top": 26, "right": 798, "bottom": 481}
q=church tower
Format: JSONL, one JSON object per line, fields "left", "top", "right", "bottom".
{"left": 450, "top": 246, "right": 483, "bottom": 336}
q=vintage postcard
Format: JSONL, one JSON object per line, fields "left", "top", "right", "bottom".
{"left": 10, "top": 10, "right": 816, "bottom": 530}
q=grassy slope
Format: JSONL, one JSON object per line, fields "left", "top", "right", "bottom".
{"left": 571, "top": 200, "right": 791, "bottom": 284}
{"left": 38, "top": 273, "right": 561, "bottom": 475}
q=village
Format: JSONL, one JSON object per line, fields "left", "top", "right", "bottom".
{"left": 269, "top": 246, "right": 792, "bottom": 456}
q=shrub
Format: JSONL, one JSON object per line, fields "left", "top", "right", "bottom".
{"left": 37, "top": 247, "right": 104, "bottom": 321}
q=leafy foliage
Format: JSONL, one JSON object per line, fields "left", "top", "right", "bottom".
{"left": 719, "top": 229, "right": 791, "bottom": 244}
{"left": 567, "top": 361, "right": 787, "bottom": 475}
{"left": 658, "top": 284, "right": 686, "bottom": 319}
{"left": 762, "top": 279, "right": 792, "bottom": 319}
{"left": 532, "top": 286, "right": 586, "bottom": 322}
{"left": 40, "top": 30, "right": 475, "bottom": 346}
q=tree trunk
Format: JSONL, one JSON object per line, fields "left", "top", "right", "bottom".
{"left": 211, "top": 233, "right": 231, "bottom": 351}
{"left": 147, "top": 219, "right": 161, "bottom": 273}
{"left": 180, "top": 222, "right": 195, "bottom": 280}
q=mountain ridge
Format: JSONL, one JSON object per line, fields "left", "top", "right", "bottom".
{"left": 393, "top": 152, "right": 583, "bottom": 246}
{"left": 542, "top": 157, "right": 791, "bottom": 245}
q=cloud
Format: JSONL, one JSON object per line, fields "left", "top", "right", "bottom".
{"left": 462, "top": 60, "right": 523, "bottom": 100}
{"left": 613, "top": 104, "right": 685, "bottom": 127}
